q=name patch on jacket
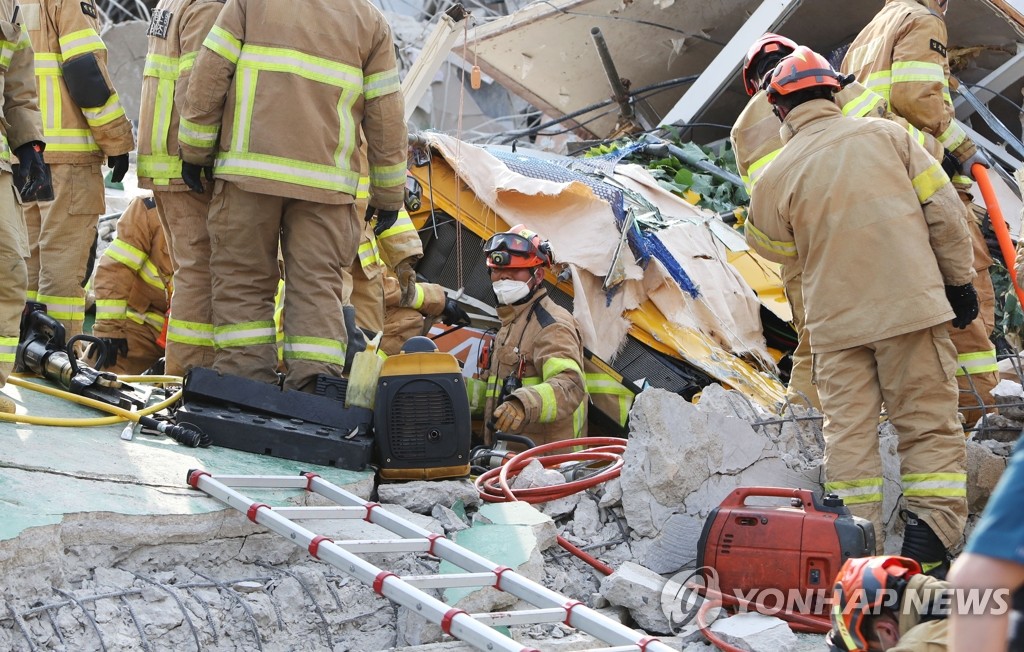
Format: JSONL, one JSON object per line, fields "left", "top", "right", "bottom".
{"left": 80, "top": 1, "right": 96, "bottom": 18}
{"left": 147, "top": 9, "right": 173, "bottom": 39}
{"left": 930, "top": 39, "right": 947, "bottom": 58}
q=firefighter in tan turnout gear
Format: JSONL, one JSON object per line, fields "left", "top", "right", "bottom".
{"left": 0, "top": 0, "right": 48, "bottom": 414}
{"left": 178, "top": 0, "right": 407, "bottom": 391}
{"left": 842, "top": 0, "right": 999, "bottom": 422}
{"left": 21, "top": 0, "right": 134, "bottom": 338}
{"left": 478, "top": 225, "right": 587, "bottom": 448}
{"left": 745, "top": 47, "right": 972, "bottom": 576}
{"left": 138, "top": 0, "right": 224, "bottom": 376}
{"left": 88, "top": 196, "right": 171, "bottom": 375}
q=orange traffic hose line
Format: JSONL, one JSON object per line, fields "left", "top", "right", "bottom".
{"left": 473, "top": 437, "right": 628, "bottom": 575}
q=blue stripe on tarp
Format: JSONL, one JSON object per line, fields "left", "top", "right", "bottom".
{"left": 644, "top": 231, "right": 700, "bottom": 298}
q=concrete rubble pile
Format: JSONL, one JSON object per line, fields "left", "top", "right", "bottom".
{"left": 2, "top": 382, "right": 1017, "bottom": 650}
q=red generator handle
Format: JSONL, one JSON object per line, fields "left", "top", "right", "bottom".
{"left": 717, "top": 486, "right": 820, "bottom": 511}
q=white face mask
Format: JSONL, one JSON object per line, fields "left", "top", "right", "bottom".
{"left": 492, "top": 279, "right": 531, "bottom": 305}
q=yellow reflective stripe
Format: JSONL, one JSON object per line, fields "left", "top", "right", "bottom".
{"left": 126, "top": 308, "right": 165, "bottom": 330}
{"left": 902, "top": 472, "right": 967, "bottom": 498}
{"left": 214, "top": 152, "right": 360, "bottom": 194}
{"left": 58, "top": 28, "right": 106, "bottom": 59}
{"left": 282, "top": 335, "right": 345, "bottom": 364}
{"left": 572, "top": 400, "right": 586, "bottom": 437}
{"left": 906, "top": 124, "right": 926, "bottom": 147}
{"left": 179, "top": 117, "right": 219, "bottom": 148}
{"left": 542, "top": 357, "right": 583, "bottom": 382}
{"left": 955, "top": 349, "right": 999, "bottom": 375}
{"left": 33, "top": 54, "right": 61, "bottom": 75}
{"left": 36, "top": 294, "right": 85, "bottom": 321}
{"left": 411, "top": 283, "right": 425, "bottom": 310}
{"left": 585, "top": 372, "right": 634, "bottom": 427}
{"left": 167, "top": 318, "right": 215, "bottom": 346}
{"left": 369, "top": 161, "right": 406, "bottom": 188}
{"left": 364, "top": 68, "right": 400, "bottom": 99}
{"left": 139, "top": 259, "right": 166, "bottom": 292}
{"left": 357, "top": 238, "right": 382, "bottom": 269}
{"left": 912, "top": 161, "right": 948, "bottom": 203}
{"left": 239, "top": 44, "right": 362, "bottom": 90}
{"left": 138, "top": 155, "right": 182, "bottom": 180}
{"left": 891, "top": 60, "right": 945, "bottom": 84}
{"left": 105, "top": 238, "right": 146, "bottom": 272}
{"left": 823, "top": 478, "right": 883, "bottom": 505}
{"left": 535, "top": 382, "right": 558, "bottom": 422}
{"left": 179, "top": 51, "right": 197, "bottom": 73}
{"left": 938, "top": 120, "right": 968, "bottom": 152}
{"left": 0, "top": 24, "right": 27, "bottom": 68}
{"left": 864, "top": 70, "right": 891, "bottom": 101}
{"left": 840, "top": 87, "right": 884, "bottom": 118}
{"left": 95, "top": 299, "right": 127, "bottom": 320}
{"left": 213, "top": 320, "right": 276, "bottom": 348}
{"left": 833, "top": 603, "right": 858, "bottom": 650}
{"left": 144, "top": 53, "right": 179, "bottom": 80}
{"left": 81, "top": 93, "right": 127, "bottom": 126}
{"left": 746, "top": 148, "right": 781, "bottom": 190}
{"left": 377, "top": 210, "right": 415, "bottom": 239}
{"left": 204, "top": 24, "right": 241, "bottom": 64}
{"left": 0, "top": 335, "right": 18, "bottom": 363}
{"left": 746, "top": 221, "right": 796, "bottom": 258}
{"left": 356, "top": 175, "right": 370, "bottom": 199}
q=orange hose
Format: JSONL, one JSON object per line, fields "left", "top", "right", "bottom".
{"left": 473, "top": 437, "right": 627, "bottom": 575}
{"left": 974, "top": 163, "right": 1024, "bottom": 307}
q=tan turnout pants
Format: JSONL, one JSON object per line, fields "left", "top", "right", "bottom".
{"left": 207, "top": 181, "right": 359, "bottom": 391}
{"left": 24, "top": 162, "right": 104, "bottom": 338}
{"left": 0, "top": 172, "right": 27, "bottom": 385}
{"left": 784, "top": 271, "right": 821, "bottom": 411}
{"left": 816, "top": 324, "right": 967, "bottom": 552}
{"left": 153, "top": 189, "right": 216, "bottom": 375}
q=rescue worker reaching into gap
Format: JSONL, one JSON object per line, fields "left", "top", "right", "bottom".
{"left": 138, "top": 0, "right": 226, "bottom": 376}
{"left": 827, "top": 556, "right": 949, "bottom": 651}
{"left": 732, "top": 33, "right": 947, "bottom": 414}
{"left": 0, "top": 0, "right": 47, "bottom": 415}
{"left": 21, "top": 0, "right": 135, "bottom": 339}
{"left": 842, "top": 0, "right": 999, "bottom": 423}
{"left": 745, "top": 47, "right": 972, "bottom": 576}
{"left": 380, "top": 272, "right": 469, "bottom": 357}
{"left": 178, "top": 0, "right": 407, "bottom": 391}
{"left": 87, "top": 196, "right": 171, "bottom": 375}
{"left": 477, "top": 225, "right": 587, "bottom": 448}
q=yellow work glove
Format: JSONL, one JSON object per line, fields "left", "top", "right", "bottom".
{"left": 492, "top": 398, "right": 526, "bottom": 433}
{"left": 395, "top": 257, "right": 418, "bottom": 308}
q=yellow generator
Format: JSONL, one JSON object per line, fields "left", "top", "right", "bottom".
{"left": 374, "top": 337, "right": 471, "bottom": 481}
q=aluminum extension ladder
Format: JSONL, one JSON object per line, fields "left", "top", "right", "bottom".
{"left": 186, "top": 470, "right": 674, "bottom": 652}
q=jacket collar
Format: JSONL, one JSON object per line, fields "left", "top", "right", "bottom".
{"left": 497, "top": 287, "right": 547, "bottom": 326}
{"left": 780, "top": 99, "right": 842, "bottom": 143}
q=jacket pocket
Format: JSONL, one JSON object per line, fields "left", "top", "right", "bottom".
{"left": 69, "top": 164, "right": 105, "bottom": 215}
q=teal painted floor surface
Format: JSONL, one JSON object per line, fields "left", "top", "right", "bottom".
{"left": 0, "top": 375, "right": 372, "bottom": 542}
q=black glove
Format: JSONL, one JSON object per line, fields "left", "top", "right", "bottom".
{"left": 441, "top": 297, "right": 471, "bottom": 326}
{"left": 941, "top": 149, "right": 961, "bottom": 178}
{"left": 91, "top": 337, "right": 129, "bottom": 369}
{"left": 364, "top": 206, "right": 399, "bottom": 237}
{"left": 107, "top": 154, "right": 130, "bottom": 183}
{"left": 181, "top": 161, "right": 213, "bottom": 193}
{"left": 945, "top": 283, "right": 979, "bottom": 329}
{"left": 13, "top": 141, "right": 51, "bottom": 201}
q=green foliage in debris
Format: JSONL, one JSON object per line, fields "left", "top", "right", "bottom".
{"left": 584, "top": 132, "right": 749, "bottom": 214}
{"left": 991, "top": 261, "right": 1024, "bottom": 351}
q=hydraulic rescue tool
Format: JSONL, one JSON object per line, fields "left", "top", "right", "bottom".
{"left": 15, "top": 303, "right": 209, "bottom": 447}
{"left": 16, "top": 302, "right": 147, "bottom": 410}
{"left": 698, "top": 487, "right": 875, "bottom": 615}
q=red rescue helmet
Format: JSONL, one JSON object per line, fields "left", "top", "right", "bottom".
{"left": 742, "top": 33, "right": 798, "bottom": 96}
{"left": 828, "top": 556, "right": 921, "bottom": 651}
{"left": 483, "top": 224, "right": 552, "bottom": 269}
{"left": 765, "top": 46, "right": 843, "bottom": 103}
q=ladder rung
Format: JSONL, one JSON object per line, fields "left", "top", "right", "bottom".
{"left": 270, "top": 506, "right": 367, "bottom": 519}
{"left": 401, "top": 573, "right": 497, "bottom": 589}
{"left": 330, "top": 539, "right": 430, "bottom": 553}
{"left": 470, "top": 608, "right": 567, "bottom": 627}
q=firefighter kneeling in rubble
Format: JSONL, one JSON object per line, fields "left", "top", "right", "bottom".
{"left": 474, "top": 225, "right": 587, "bottom": 448}
{"left": 827, "top": 556, "right": 949, "bottom": 652}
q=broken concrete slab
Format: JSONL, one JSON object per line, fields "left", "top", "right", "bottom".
{"left": 378, "top": 480, "right": 482, "bottom": 514}
{"left": 709, "top": 612, "right": 799, "bottom": 652}
{"left": 966, "top": 439, "right": 1008, "bottom": 514}
{"left": 510, "top": 458, "right": 581, "bottom": 519}
{"left": 477, "top": 501, "right": 557, "bottom": 551}
{"left": 599, "top": 561, "right": 673, "bottom": 634}
{"left": 431, "top": 503, "right": 470, "bottom": 534}
{"left": 639, "top": 512, "right": 705, "bottom": 574}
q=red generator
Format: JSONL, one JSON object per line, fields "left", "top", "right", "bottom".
{"left": 696, "top": 487, "right": 874, "bottom": 614}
